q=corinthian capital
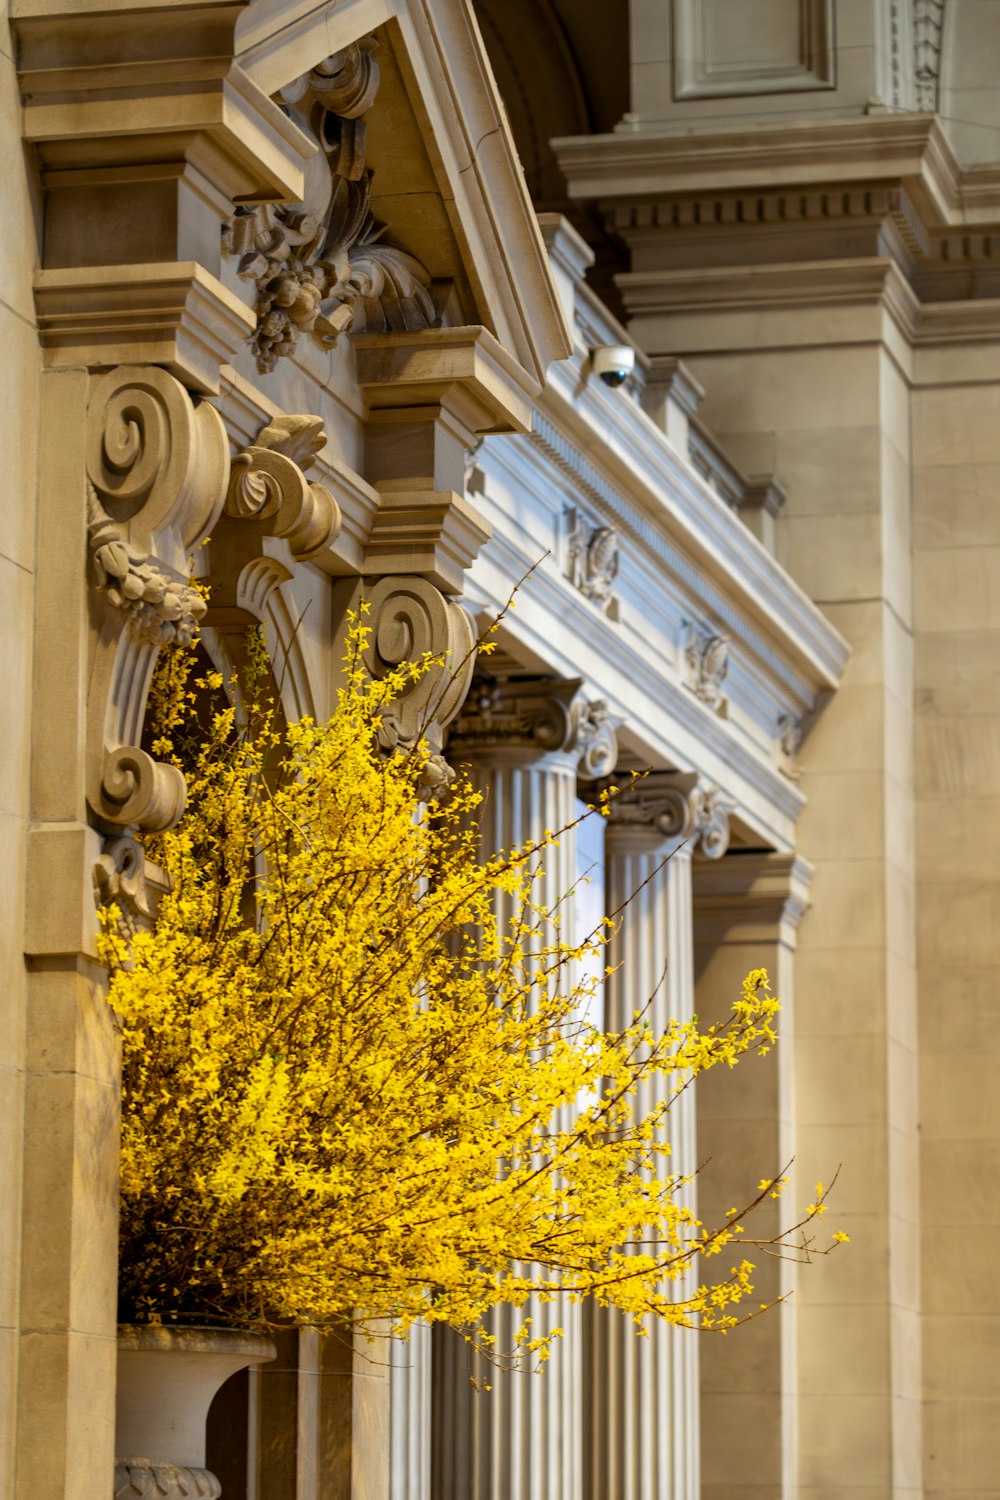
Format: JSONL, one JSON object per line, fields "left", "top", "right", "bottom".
{"left": 606, "top": 770, "right": 731, "bottom": 859}
{"left": 448, "top": 677, "right": 617, "bottom": 778}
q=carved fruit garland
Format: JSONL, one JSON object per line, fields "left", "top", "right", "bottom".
{"left": 224, "top": 39, "right": 436, "bottom": 373}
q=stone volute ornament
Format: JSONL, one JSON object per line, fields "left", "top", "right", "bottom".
{"left": 447, "top": 676, "right": 618, "bottom": 779}
{"left": 224, "top": 414, "right": 342, "bottom": 559}
{"left": 604, "top": 770, "right": 731, "bottom": 859}
{"left": 344, "top": 575, "right": 478, "bottom": 793}
{"left": 85, "top": 366, "right": 230, "bottom": 840}
{"left": 85, "top": 367, "right": 342, "bottom": 928}
{"left": 224, "top": 38, "right": 436, "bottom": 372}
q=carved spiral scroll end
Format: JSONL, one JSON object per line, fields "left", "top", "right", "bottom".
{"left": 96, "top": 745, "right": 186, "bottom": 834}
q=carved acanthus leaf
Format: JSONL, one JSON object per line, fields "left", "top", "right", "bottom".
{"left": 93, "top": 835, "right": 153, "bottom": 939}
{"left": 224, "top": 38, "right": 437, "bottom": 373}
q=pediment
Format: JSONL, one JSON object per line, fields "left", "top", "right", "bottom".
{"left": 234, "top": 0, "right": 572, "bottom": 395}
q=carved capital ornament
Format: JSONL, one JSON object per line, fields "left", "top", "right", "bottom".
{"left": 605, "top": 770, "right": 731, "bottom": 859}
{"left": 448, "top": 677, "right": 618, "bottom": 779}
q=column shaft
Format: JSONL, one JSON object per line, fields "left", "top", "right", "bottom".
{"left": 432, "top": 749, "right": 582, "bottom": 1500}
{"left": 585, "top": 830, "right": 698, "bottom": 1500}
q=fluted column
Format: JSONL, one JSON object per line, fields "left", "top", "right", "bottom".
{"left": 431, "top": 677, "right": 616, "bottom": 1500}
{"left": 585, "top": 774, "right": 729, "bottom": 1500}
{"left": 391, "top": 1326, "right": 432, "bottom": 1500}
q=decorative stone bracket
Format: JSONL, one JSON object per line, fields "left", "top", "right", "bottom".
{"left": 85, "top": 368, "right": 340, "bottom": 861}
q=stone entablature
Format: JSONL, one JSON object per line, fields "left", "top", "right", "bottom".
{"left": 454, "top": 236, "right": 847, "bottom": 852}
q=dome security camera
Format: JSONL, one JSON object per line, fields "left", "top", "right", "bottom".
{"left": 591, "top": 345, "right": 635, "bottom": 389}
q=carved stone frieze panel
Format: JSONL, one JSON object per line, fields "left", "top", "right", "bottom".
{"left": 672, "top": 0, "right": 835, "bottom": 99}
{"left": 224, "top": 38, "right": 436, "bottom": 372}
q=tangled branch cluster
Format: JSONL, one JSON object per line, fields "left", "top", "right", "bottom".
{"left": 102, "top": 619, "right": 843, "bottom": 1357}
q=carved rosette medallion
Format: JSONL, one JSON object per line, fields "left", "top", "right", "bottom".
{"left": 448, "top": 677, "right": 618, "bottom": 779}
{"left": 224, "top": 38, "right": 436, "bottom": 372}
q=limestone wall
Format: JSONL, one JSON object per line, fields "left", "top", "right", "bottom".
{"left": 912, "top": 369, "right": 1000, "bottom": 1499}
{"left": 0, "top": 6, "right": 42, "bottom": 1497}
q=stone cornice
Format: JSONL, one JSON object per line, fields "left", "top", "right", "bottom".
{"left": 465, "top": 520, "right": 808, "bottom": 846}
{"left": 692, "top": 851, "right": 813, "bottom": 948}
{"left": 555, "top": 114, "right": 977, "bottom": 226}
{"left": 537, "top": 366, "right": 850, "bottom": 694}
{"left": 354, "top": 325, "right": 539, "bottom": 435}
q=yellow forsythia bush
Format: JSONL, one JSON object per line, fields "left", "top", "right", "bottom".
{"left": 101, "top": 621, "right": 839, "bottom": 1348}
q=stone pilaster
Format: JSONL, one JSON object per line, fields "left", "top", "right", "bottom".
{"left": 585, "top": 772, "right": 728, "bottom": 1500}
{"left": 430, "top": 676, "right": 616, "bottom": 1500}
{"left": 692, "top": 852, "right": 811, "bottom": 1500}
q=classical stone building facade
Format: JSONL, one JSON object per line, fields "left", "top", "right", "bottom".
{"left": 3, "top": 1, "right": 1000, "bottom": 1498}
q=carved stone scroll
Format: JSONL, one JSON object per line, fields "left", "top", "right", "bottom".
{"left": 87, "top": 367, "right": 228, "bottom": 563}
{"left": 96, "top": 745, "right": 186, "bottom": 835}
{"left": 224, "top": 39, "right": 436, "bottom": 372}
{"left": 225, "top": 414, "right": 342, "bottom": 560}
{"left": 85, "top": 365, "right": 231, "bottom": 837}
{"left": 361, "top": 576, "right": 475, "bottom": 763}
